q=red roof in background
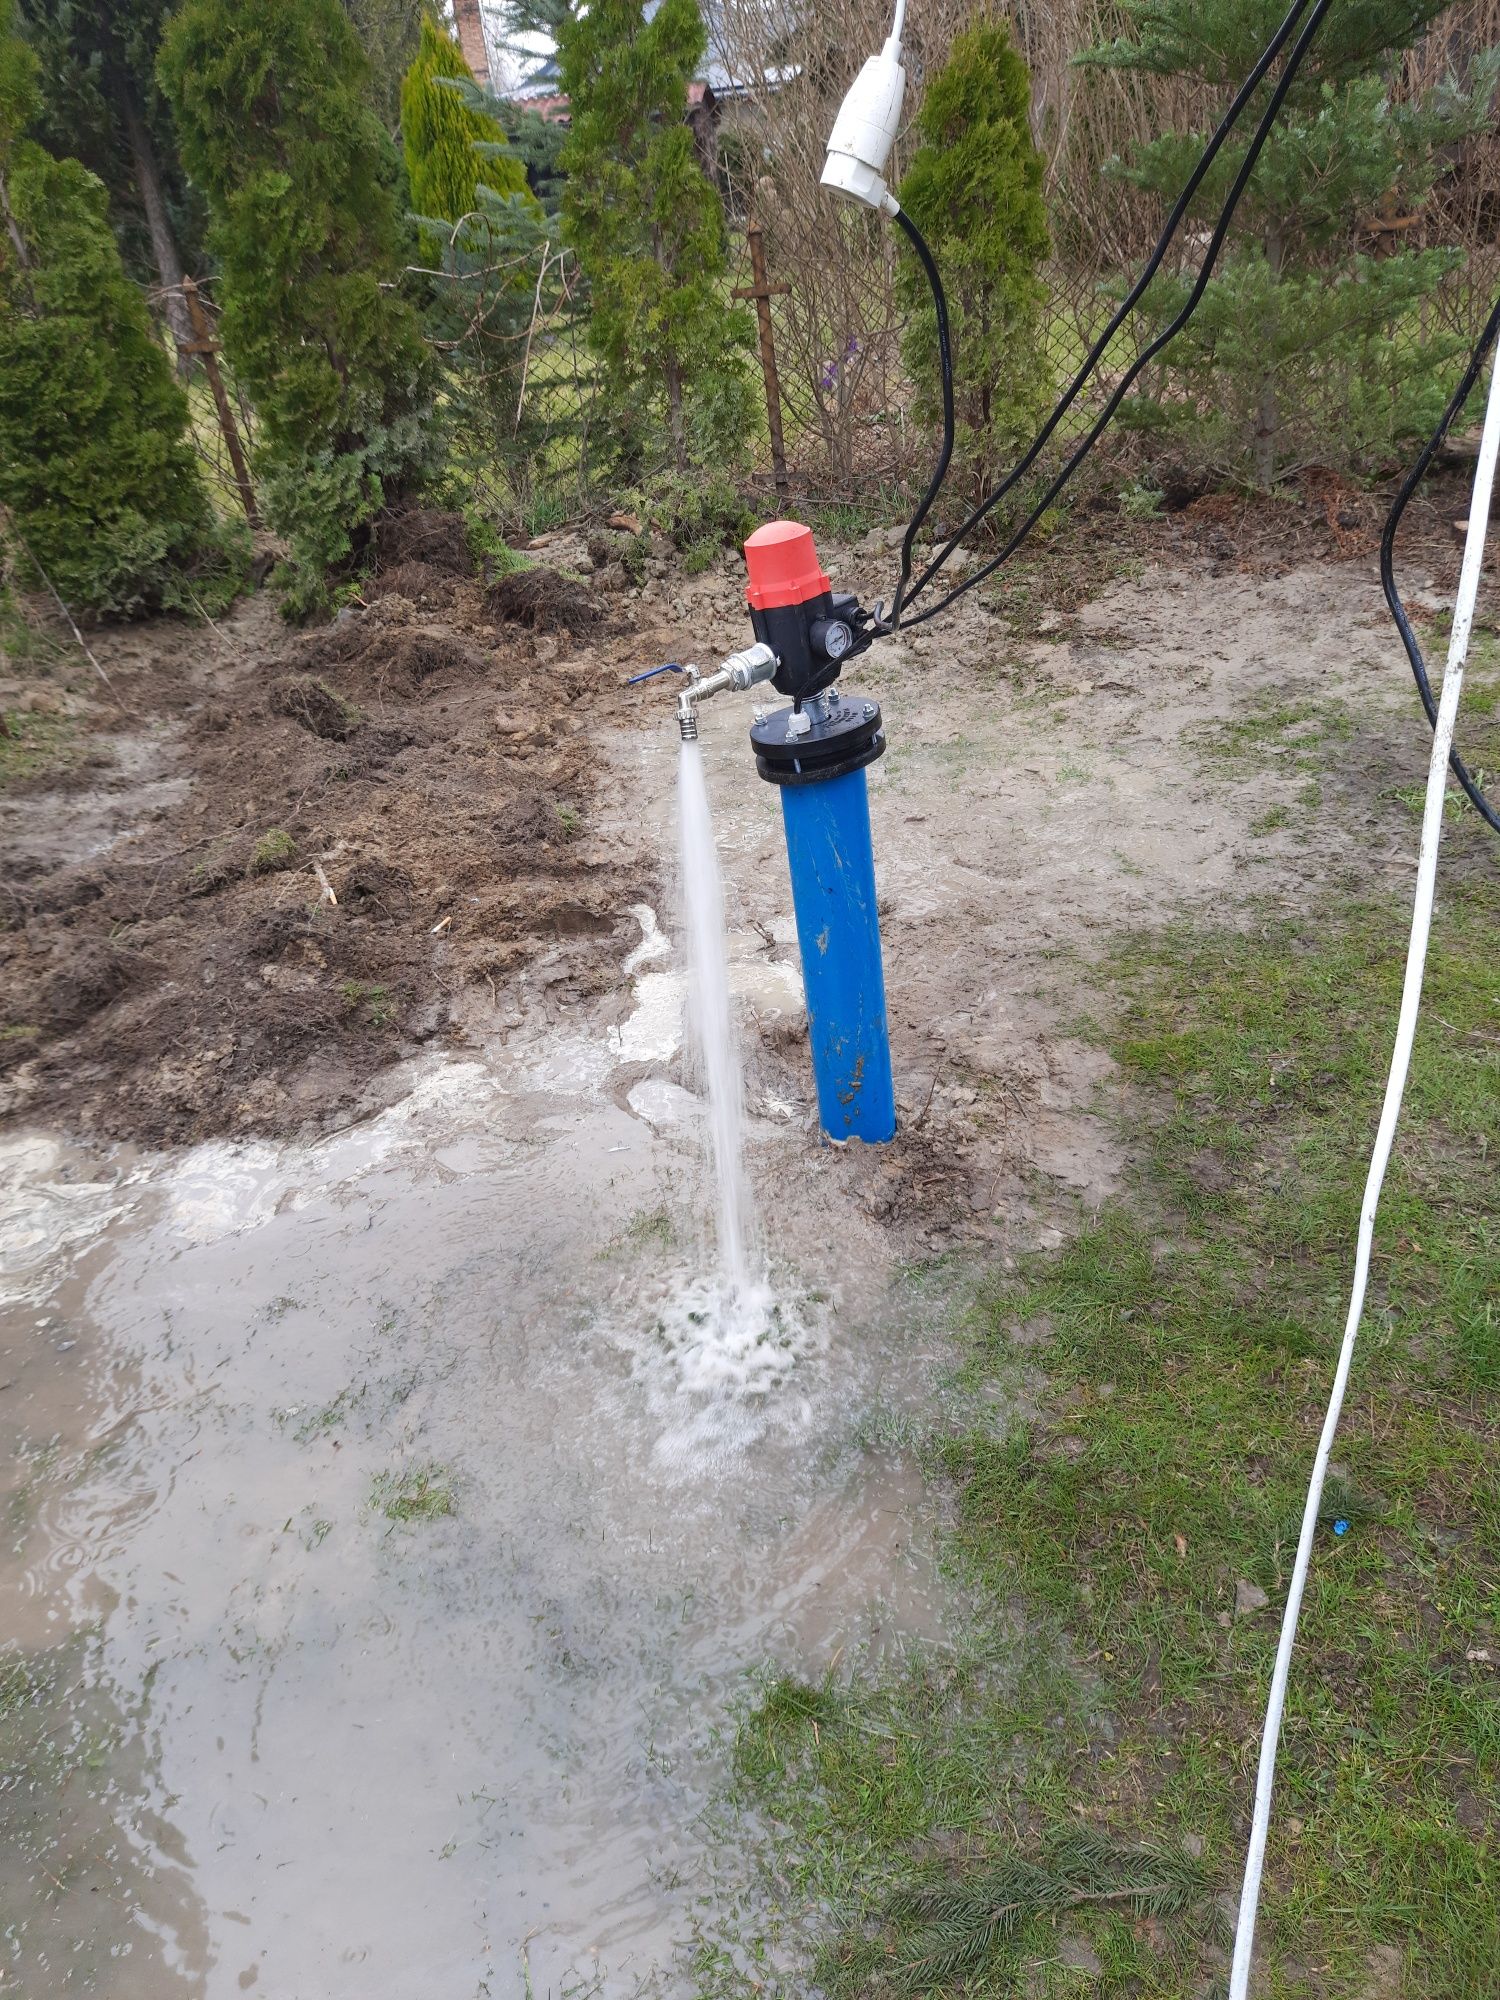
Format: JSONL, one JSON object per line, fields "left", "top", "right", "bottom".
{"left": 506, "top": 79, "right": 713, "bottom": 121}
{"left": 517, "top": 92, "right": 570, "bottom": 121}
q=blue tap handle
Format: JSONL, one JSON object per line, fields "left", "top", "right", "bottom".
{"left": 625, "top": 662, "right": 687, "bottom": 686}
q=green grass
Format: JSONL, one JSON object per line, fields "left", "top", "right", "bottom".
{"left": 1382, "top": 619, "right": 1500, "bottom": 825}
{"left": 340, "top": 979, "right": 395, "bottom": 1028}
{"left": 291, "top": 1382, "right": 366, "bottom": 1443}
{"left": 1250, "top": 802, "right": 1292, "bottom": 836}
{"left": 598, "top": 1205, "right": 678, "bottom": 1260}
{"left": 1119, "top": 475, "right": 1165, "bottom": 520}
{"left": 0, "top": 706, "right": 79, "bottom": 790}
{"left": 1188, "top": 696, "right": 1355, "bottom": 775}
{"left": 804, "top": 497, "right": 895, "bottom": 542}
{"left": 250, "top": 826, "right": 297, "bottom": 874}
{"left": 370, "top": 1462, "right": 454, "bottom": 1524}
{"left": 728, "top": 877, "right": 1499, "bottom": 1998}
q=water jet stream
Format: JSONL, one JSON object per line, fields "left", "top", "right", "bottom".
{"left": 676, "top": 740, "right": 754, "bottom": 1294}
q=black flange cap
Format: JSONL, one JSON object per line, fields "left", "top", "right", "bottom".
{"left": 749, "top": 692, "right": 886, "bottom": 788}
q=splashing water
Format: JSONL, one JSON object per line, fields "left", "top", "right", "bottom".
{"left": 621, "top": 738, "right": 825, "bottom": 1477}
{"left": 677, "top": 739, "right": 754, "bottom": 1292}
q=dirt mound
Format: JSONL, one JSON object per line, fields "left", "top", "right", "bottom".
{"left": 489, "top": 566, "right": 605, "bottom": 636}
{"left": 41, "top": 941, "right": 130, "bottom": 1034}
{"left": 268, "top": 675, "right": 361, "bottom": 740}
{"left": 291, "top": 602, "right": 491, "bottom": 699}
{"left": 375, "top": 506, "right": 474, "bottom": 576}
{"left": 366, "top": 559, "right": 459, "bottom": 606}
{"left": 384, "top": 628, "right": 484, "bottom": 691}
{"left": 0, "top": 577, "right": 653, "bottom": 1145}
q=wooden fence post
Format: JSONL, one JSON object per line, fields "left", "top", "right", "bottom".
{"left": 176, "top": 277, "right": 259, "bottom": 529}
{"left": 733, "top": 216, "right": 792, "bottom": 505}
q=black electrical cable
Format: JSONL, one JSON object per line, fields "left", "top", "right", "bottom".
{"left": 895, "top": 0, "right": 1315, "bottom": 618}
{"left": 1380, "top": 291, "right": 1500, "bottom": 836}
{"left": 897, "top": 0, "right": 1335, "bottom": 636}
{"left": 888, "top": 206, "right": 954, "bottom": 627}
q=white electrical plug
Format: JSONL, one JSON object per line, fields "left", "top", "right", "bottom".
{"left": 821, "top": 32, "right": 906, "bottom": 214}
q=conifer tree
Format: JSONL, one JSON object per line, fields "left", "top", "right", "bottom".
{"left": 1082, "top": 0, "right": 1500, "bottom": 483}
{"left": 0, "top": 0, "right": 241, "bottom": 617}
{"left": 400, "top": 10, "right": 532, "bottom": 260}
{"left": 557, "top": 0, "right": 754, "bottom": 471}
{"left": 159, "top": 0, "right": 438, "bottom": 617}
{"left": 17, "top": 0, "right": 200, "bottom": 354}
{"left": 344, "top": 0, "right": 425, "bottom": 130}
{"left": 895, "top": 22, "right": 1052, "bottom": 503}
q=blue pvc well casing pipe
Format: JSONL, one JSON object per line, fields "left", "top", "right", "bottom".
{"left": 777, "top": 766, "right": 896, "bottom": 1143}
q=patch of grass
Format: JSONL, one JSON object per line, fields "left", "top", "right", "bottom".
{"left": 611, "top": 529, "right": 650, "bottom": 586}
{"left": 250, "top": 826, "right": 297, "bottom": 874}
{"left": 1385, "top": 776, "right": 1493, "bottom": 822}
{"left": 598, "top": 1205, "right": 678, "bottom": 1259}
{"left": 804, "top": 497, "right": 894, "bottom": 542}
{"left": 487, "top": 540, "right": 536, "bottom": 579}
{"left": 554, "top": 801, "right": 583, "bottom": 840}
{"left": 1188, "top": 695, "right": 1354, "bottom": 775}
{"left": 292, "top": 1382, "right": 367, "bottom": 1443}
{"left": 0, "top": 594, "right": 68, "bottom": 670}
{"left": 518, "top": 491, "right": 570, "bottom": 541}
{"left": 730, "top": 879, "right": 1500, "bottom": 1997}
{"left": 340, "top": 979, "right": 395, "bottom": 1027}
{"left": 1119, "top": 476, "right": 1165, "bottom": 520}
{"left": 1249, "top": 801, "right": 1291, "bottom": 835}
{"left": 0, "top": 706, "right": 79, "bottom": 790}
{"left": 370, "top": 1462, "right": 454, "bottom": 1524}
{"left": 0, "top": 1626, "right": 127, "bottom": 1901}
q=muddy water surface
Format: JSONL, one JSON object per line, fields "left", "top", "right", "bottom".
{"left": 2, "top": 924, "right": 956, "bottom": 1998}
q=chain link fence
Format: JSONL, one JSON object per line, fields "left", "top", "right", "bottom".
{"left": 723, "top": 217, "right": 1149, "bottom": 513}
{"left": 725, "top": 168, "right": 1500, "bottom": 513}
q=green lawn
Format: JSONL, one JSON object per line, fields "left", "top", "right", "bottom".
{"left": 721, "top": 864, "right": 1499, "bottom": 1998}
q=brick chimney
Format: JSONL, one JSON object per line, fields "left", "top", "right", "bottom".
{"left": 452, "top": 0, "right": 490, "bottom": 85}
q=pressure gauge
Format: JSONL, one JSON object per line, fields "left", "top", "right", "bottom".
{"left": 811, "top": 616, "right": 854, "bottom": 664}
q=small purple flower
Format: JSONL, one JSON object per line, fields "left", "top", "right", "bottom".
{"left": 844, "top": 334, "right": 860, "bottom": 359}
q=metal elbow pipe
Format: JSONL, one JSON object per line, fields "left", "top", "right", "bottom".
{"left": 675, "top": 645, "right": 776, "bottom": 741}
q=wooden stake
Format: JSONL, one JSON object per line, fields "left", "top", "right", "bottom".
{"left": 733, "top": 217, "right": 792, "bottom": 504}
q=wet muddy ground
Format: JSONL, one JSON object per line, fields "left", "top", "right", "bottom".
{"left": 1, "top": 490, "right": 1483, "bottom": 1994}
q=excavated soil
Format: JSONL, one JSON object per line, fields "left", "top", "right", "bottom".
{"left": 0, "top": 514, "right": 638, "bottom": 1144}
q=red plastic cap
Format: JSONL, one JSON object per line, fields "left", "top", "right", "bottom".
{"left": 744, "top": 521, "right": 832, "bottom": 611}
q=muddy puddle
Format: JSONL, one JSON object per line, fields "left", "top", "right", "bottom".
{"left": 1, "top": 900, "right": 961, "bottom": 1998}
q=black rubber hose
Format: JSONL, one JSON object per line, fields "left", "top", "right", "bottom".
{"left": 889, "top": 205, "right": 954, "bottom": 629}
{"left": 899, "top": 0, "right": 1314, "bottom": 614}
{"left": 1379, "top": 292, "right": 1500, "bottom": 836}
{"left": 898, "top": 0, "right": 1336, "bottom": 635}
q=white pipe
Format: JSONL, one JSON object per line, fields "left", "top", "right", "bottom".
{"left": 888, "top": 0, "right": 906, "bottom": 48}
{"left": 1227, "top": 347, "right": 1500, "bottom": 1997}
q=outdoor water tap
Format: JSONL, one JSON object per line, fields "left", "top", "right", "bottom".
{"left": 672, "top": 645, "right": 776, "bottom": 741}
